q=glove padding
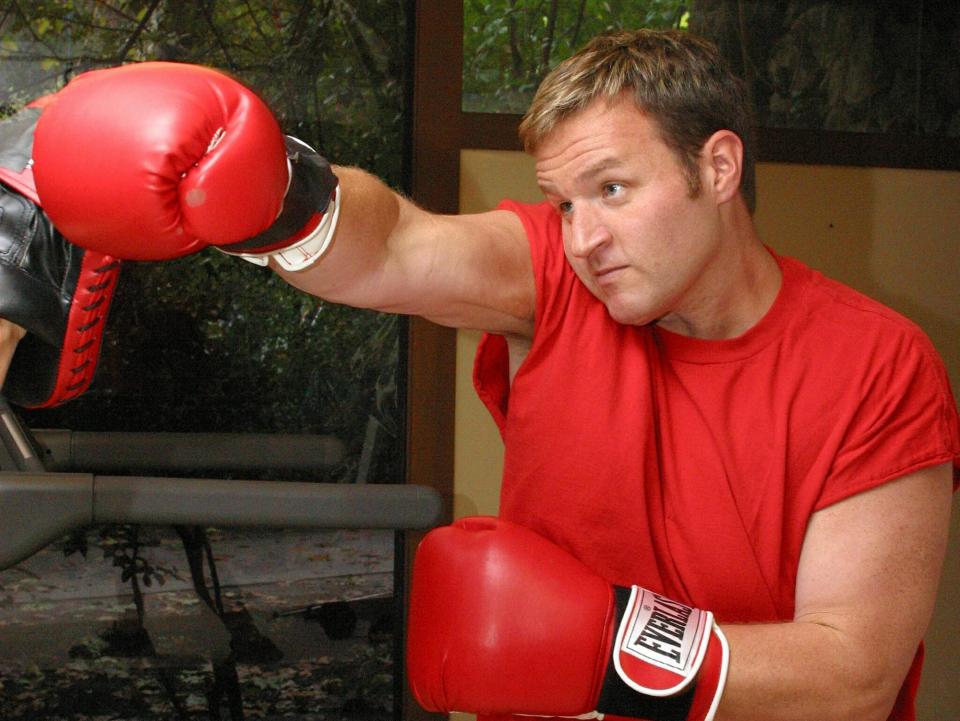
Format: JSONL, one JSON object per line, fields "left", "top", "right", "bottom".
{"left": 407, "top": 516, "right": 729, "bottom": 721}
{"left": 0, "top": 106, "right": 119, "bottom": 408}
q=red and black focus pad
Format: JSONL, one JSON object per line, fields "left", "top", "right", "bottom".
{"left": 0, "top": 107, "right": 119, "bottom": 407}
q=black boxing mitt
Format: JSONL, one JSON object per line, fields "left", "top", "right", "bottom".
{"left": 0, "top": 105, "right": 120, "bottom": 408}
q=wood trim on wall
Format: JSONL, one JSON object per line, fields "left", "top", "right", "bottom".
{"left": 401, "top": 2, "right": 463, "bottom": 720}
{"left": 405, "top": 0, "right": 461, "bottom": 511}
{"left": 756, "top": 127, "right": 960, "bottom": 171}
{"left": 458, "top": 111, "right": 960, "bottom": 171}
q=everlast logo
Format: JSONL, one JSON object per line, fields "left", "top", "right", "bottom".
{"left": 620, "top": 589, "right": 705, "bottom": 673}
{"left": 631, "top": 595, "right": 693, "bottom": 664}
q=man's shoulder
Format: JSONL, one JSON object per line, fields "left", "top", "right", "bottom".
{"left": 497, "top": 199, "right": 578, "bottom": 304}
{"left": 497, "top": 199, "right": 558, "bottom": 237}
{"left": 785, "top": 256, "right": 928, "bottom": 344}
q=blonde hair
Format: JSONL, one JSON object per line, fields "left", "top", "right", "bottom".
{"left": 519, "top": 29, "right": 756, "bottom": 213}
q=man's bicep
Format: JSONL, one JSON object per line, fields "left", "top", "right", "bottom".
{"left": 794, "top": 463, "right": 953, "bottom": 682}
{"left": 387, "top": 205, "right": 535, "bottom": 334}
{"left": 280, "top": 165, "right": 535, "bottom": 335}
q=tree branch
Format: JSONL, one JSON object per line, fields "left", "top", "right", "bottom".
{"left": 199, "top": 0, "right": 238, "bottom": 70}
{"left": 540, "top": 0, "right": 559, "bottom": 75}
{"left": 568, "top": 0, "right": 587, "bottom": 49}
{"left": 114, "top": 0, "right": 162, "bottom": 63}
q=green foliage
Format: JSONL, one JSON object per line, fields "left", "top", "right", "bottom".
{"left": 98, "top": 526, "right": 171, "bottom": 589}
{"left": 25, "top": 253, "right": 403, "bottom": 483}
{"left": 462, "top": 0, "right": 959, "bottom": 136}
{"left": 2, "top": 1, "right": 410, "bottom": 484}
{"left": 1, "top": 0, "right": 410, "bottom": 174}
{"left": 95, "top": 524, "right": 175, "bottom": 629}
{"left": 462, "top": 0, "right": 687, "bottom": 113}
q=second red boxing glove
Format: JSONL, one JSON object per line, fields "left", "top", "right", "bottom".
{"left": 407, "top": 516, "right": 729, "bottom": 721}
{"left": 32, "top": 62, "right": 338, "bottom": 270}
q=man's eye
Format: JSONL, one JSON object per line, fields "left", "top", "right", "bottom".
{"left": 603, "top": 183, "right": 623, "bottom": 197}
{"left": 558, "top": 201, "right": 573, "bottom": 216}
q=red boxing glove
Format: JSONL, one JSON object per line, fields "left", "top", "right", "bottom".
{"left": 32, "top": 62, "right": 339, "bottom": 271}
{"left": 407, "top": 516, "right": 729, "bottom": 721}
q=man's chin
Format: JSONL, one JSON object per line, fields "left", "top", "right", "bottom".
{"left": 602, "top": 299, "right": 658, "bottom": 328}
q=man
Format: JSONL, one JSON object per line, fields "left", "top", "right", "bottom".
{"left": 26, "top": 30, "right": 958, "bottom": 721}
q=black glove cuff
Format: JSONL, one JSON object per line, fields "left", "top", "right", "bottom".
{"left": 222, "top": 136, "right": 338, "bottom": 255}
{"left": 595, "top": 586, "right": 697, "bottom": 721}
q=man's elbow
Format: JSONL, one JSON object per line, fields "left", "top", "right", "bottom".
{"left": 831, "top": 650, "right": 914, "bottom": 721}
{"left": 801, "top": 619, "right": 915, "bottom": 721}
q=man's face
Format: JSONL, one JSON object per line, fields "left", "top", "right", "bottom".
{"left": 534, "top": 94, "right": 722, "bottom": 332}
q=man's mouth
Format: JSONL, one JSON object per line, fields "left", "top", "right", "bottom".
{"left": 594, "top": 265, "right": 627, "bottom": 282}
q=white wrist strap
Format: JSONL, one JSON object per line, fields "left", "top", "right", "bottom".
{"left": 702, "top": 624, "right": 729, "bottom": 721}
{"left": 232, "top": 183, "right": 341, "bottom": 272}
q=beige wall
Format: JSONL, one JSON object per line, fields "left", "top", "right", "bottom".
{"left": 454, "top": 149, "right": 960, "bottom": 720}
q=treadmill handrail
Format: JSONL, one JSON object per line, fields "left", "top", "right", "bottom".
{"left": 0, "top": 472, "right": 443, "bottom": 570}
{"left": 33, "top": 429, "right": 346, "bottom": 473}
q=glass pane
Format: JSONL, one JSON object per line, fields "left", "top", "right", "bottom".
{"left": 0, "top": 526, "right": 396, "bottom": 720}
{"left": 690, "top": 1, "right": 960, "bottom": 137}
{"left": 463, "top": 0, "right": 690, "bottom": 113}
{"left": 463, "top": 1, "right": 960, "bottom": 138}
{"left": 0, "top": 1, "right": 410, "bottom": 719}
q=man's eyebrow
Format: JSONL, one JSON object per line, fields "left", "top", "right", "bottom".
{"left": 538, "top": 157, "right": 627, "bottom": 194}
{"left": 574, "top": 157, "right": 626, "bottom": 186}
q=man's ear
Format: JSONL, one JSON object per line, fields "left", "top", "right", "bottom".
{"left": 702, "top": 130, "right": 743, "bottom": 205}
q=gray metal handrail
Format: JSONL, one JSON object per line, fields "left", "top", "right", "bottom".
{"left": 32, "top": 429, "right": 346, "bottom": 473}
{"left": 0, "top": 398, "right": 445, "bottom": 571}
{"left": 0, "top": 471, "right": 444, "bottom": 570}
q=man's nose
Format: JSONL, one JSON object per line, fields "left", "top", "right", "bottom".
{"left": 567, "top": 204, "right": 611, "bottom": 258}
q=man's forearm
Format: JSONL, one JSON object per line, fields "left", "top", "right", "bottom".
{"left": 272, "top": 165, "right": 404, "bottom": 307}
{"left": 716, "top": 620, "right": 905, "bottom": 721}
{"left": 271, "top": 165, "right": 536, "bottom": 335}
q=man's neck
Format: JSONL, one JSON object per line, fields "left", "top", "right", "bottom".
{"left": 656, "top": 214, "right": 781, "bottom": 340}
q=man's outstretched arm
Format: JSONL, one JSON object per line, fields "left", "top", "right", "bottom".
{"left": 273, "top": 165, "right": 534, "bottom": 336}
{"left": 30, "top": 62, "right": 535, "bottom": 339}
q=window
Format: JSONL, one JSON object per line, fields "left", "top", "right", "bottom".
{"left": 463, "top": 0, "right": 687, "bottom": 113}
{"left": 0, "top": 3, "right": 416, "bottom": 719}
{"left": 461, "top": 1, "right": 960, "bottom": 169}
